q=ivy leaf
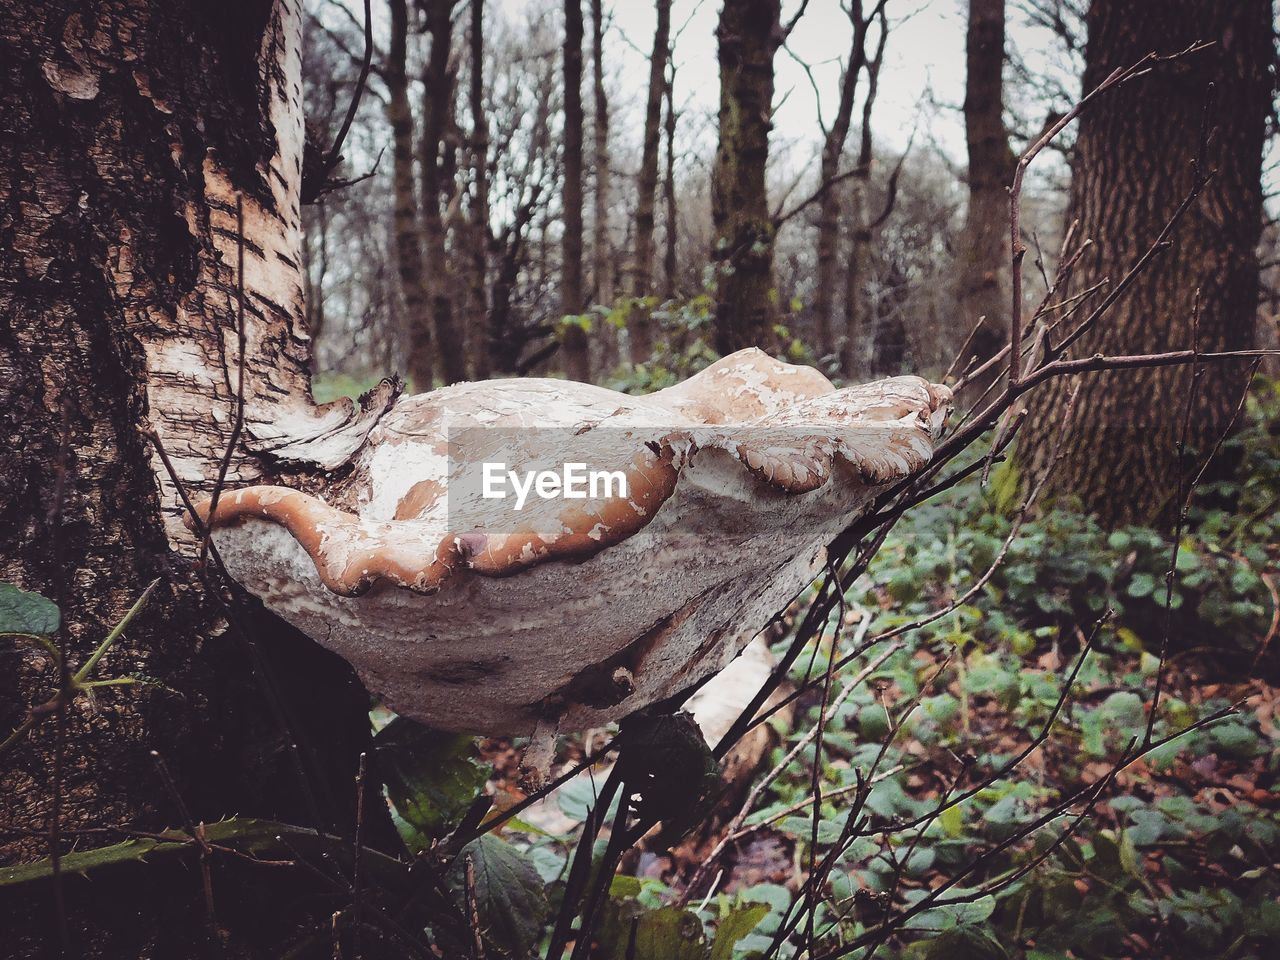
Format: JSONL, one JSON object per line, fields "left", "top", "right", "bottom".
{"left": 373, "top": 717, "right": 488, "bottom": 843}
{"left": 449, "top": 834, "right": 549, "bottom": 959}
{"left": 0, "top": 583, "right": 60, "bottom": 637}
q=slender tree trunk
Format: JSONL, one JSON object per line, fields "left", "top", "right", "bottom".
{"left": 560, "top": 0, "right": 591, "bottom": 381}
{"left": 302, "top": 198, "right": 330, "bottom": 359}
{"left": 420, "top": 0, "right": 467, "bottom": 385}
{"left": 711, "top": 0, "right": 781, "bottom": 355}
{"left": 1, "top": 1, "right": 393, "bottom": 953}
{"left": 840, "top": 9, "right": 889, "bottom": 379}
{"left": 957, "top": 0, "right": 1015, "bottom": 384}
{"left": 662, "top": 57, "right": 680, "bottom": 301}
{"left": 815, "top": 1, "right": 870, "bottom": 362}
{"left": 469, "top": 0, "right": 493, "bottom": 380}
{"left": 627, "top": 0, "right": 672, "bottom": 365}
{"left": 1021, "top": 0, "right": 1271, "bottom": 525}
{"left": 590, "top": 0, "right": 612, "bottom": 309}
{"left": 388, "top": 0, "right": 434, "bottom": 389}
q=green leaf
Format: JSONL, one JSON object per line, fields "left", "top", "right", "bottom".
{"left": 1127, "top": 572, "right": 1156, "bottom": 598}
{"left": 0, "top": 583, "right": 60, "bottom": 637}
{"left": 374, "top": 717, "right": 488, "bottom": 842}
{"left": 600, "top": 903, "right": 709, "bottom": 960}
{"left": 710, "top": 904, "right": 768, "bottom": 960}
{"left": 449, "top": 835, "right": 550, "bottom": 959}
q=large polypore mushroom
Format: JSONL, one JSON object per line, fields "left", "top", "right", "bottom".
{"left": 194, "top": 349, "right": 950, "bottom": 736}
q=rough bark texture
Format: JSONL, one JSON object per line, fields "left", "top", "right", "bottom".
{"left": 711, "top": 0, "right": 781, "bottom": 356}
{"left": 957, "top": 0, "right": 1015, "bottom": 385}
{"left": 560, "top": 0, "right": 591, "bottom": 381}
{"left": 627, "top": 0, "right": 672, "bottom": 365}
{"left": 0, "top": 0, "right": 394, "bottom": 954}
{"left": 1021, "top": 0, "right": 1271, "bottom": 525}
{"left": 387, "top": 0, "right": 434, "bottom": 389}
{"left": 420, "top": 0, "right": 467, "bottom": 385}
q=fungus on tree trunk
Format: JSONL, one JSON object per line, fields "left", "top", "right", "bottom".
{"left": 194, "top": 349, "right": 950, "bottom": 739}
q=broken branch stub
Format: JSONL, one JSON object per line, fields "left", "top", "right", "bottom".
{"left": 192, "top": 349, "right": 951, "bottom": 733}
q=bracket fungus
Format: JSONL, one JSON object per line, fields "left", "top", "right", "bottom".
{"left": 193, "top": 349, "right": 951, "bottom": 737}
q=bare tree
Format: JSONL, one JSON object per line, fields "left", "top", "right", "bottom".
{"left": 627, "top": 0, "right": 673, "bottom": 365}
{"left": 467, "top": 0, "right": 493, "bottom": 379}
{"left": 711, "top": 0, "right": 783, "bottom": 354}
{"left": 590, "top": 0, "right": 613, "bottom": 309}
{"left": 812, "top": 0, "right": 884, "bottom": 362}
{"left": 560, "top": 0, "right": 591, "bottom": 380}
{"left": 419, "top": 0, "right": 468, "bottom": 385}
{"left": 388, "top": 0, "right": 435, "bottom": 388}
{"left": 662, "top": 52, "right": 681, "bottom": 301}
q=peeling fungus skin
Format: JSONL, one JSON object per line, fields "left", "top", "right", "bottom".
{"left": 195, "top": 349, "right": 952, "bottom": 733}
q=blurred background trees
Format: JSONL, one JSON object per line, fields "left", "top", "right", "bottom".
{"left": 302, "top": 0, "right": 1278, "bottom": 502}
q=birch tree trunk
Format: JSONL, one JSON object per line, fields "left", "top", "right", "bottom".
{"left": 0, "top": 0, "right": 394, "bottom": 952}
{"left": 627, "top": 0, "right": 672, "bottom": 365}
{"left": 711, "top": 0, "right": 781, "bottom": 355}
{"left": 560, "top": 0, "right": 591, "bottom": 381}
{"left": 1020, "top": 0, "right": 1271, "bottom": 525}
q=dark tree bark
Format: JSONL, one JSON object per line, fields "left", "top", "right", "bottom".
{"left": 627, "top": 0, "right": 672, "bottom": 365}
{"left": 590, "top": 0, "right": 612, "bottom": 310}
{"left": 957, "top": 0, "right": 1016, "bottom": 385}
{"left": 711, "top": 0, "right": 782, "bottom": 355}
{"left": 560, "top": 0, "right": 591, "bottom": 381}
{"left": 0, "top": 1, "right": 393, "bottom": 954}
{"left": 420, "top": 0, "right": 468, "bottom": 385}
{"left": 388, "top": 0, "right": 435, "bottom": 389}
{"left": 1021, "top": 0, "right": 1271, "bottom": 525}
{"left": 468, "top": 0, "right": 493, "bottom": 380}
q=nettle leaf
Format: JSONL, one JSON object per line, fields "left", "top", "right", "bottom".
{"left": 374, "top": 717, "right": 488, "bottom": 841}
{"left": 449, "top": 835, "right": 549, "bottom": 959}
{"left": 0, "top": 583, "right": 60, "bottom": 637}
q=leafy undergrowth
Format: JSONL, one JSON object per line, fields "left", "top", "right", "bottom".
{"left": 466, "top": 380, "right": 1280, "bottom": 959}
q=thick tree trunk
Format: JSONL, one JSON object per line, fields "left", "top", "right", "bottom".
{"left": 387, "top": 0, "right": 434, "bottom": 389}
{"left": 957, "top": 0, "right": 1015, "bottom": 385}
{"left": 0, "top": 0, "right": 394, "bottom": 954}
{"left": 1021, "top": 0, "right": 1270, "bottom": 525}
{"left": 469, "top": 0, "right": 493, "bottom": 380}
{"left": 560, "top": 0, "right": 591, "bottom": 381}
{"left": 420, "top": 0, "right": 467, "bottom": 385}
{"left": 627, "top": 0, "right": 672, "bottom": 365}
{"left": 711, "top": 0, "right": 781, "bottom": 355}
